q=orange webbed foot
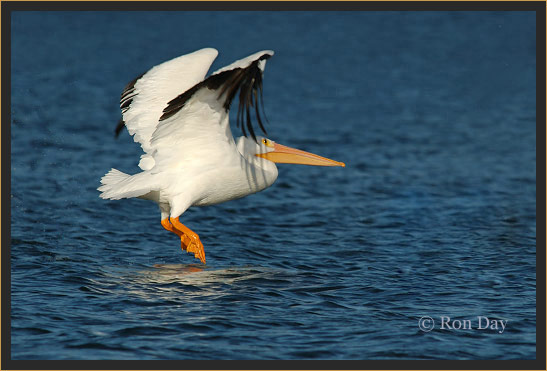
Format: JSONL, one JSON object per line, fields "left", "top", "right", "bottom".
{"left": 169, "top": 217, "right": 206, "bottom": 264}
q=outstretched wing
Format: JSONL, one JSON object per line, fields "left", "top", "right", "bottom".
{"left": 116, "top": 48, "right": 219, "bottom": 157}
{"left": 148, "top": 50, "right": 274, "bottom": 174}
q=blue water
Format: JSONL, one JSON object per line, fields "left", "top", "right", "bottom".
{"left": 10, "top": 11, "right": 536, "bottom": 360}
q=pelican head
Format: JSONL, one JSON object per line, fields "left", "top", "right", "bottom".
{"left": 237, "top": 136, "right": 345, "bottom": 167}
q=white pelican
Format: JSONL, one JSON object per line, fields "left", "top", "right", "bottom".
{"left": 98, "top": 48, "right": 345, "bottom": 264}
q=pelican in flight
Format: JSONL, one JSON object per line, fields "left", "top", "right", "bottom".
{"left": 99, "top": 48, "right": 345, "bottom": 264}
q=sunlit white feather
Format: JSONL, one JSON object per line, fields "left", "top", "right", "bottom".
{"left": 122, "top": 48, "right": 218, "bottom": 169}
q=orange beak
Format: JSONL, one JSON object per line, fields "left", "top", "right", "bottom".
{"left": 256, "top": 142, "right": 345, "bottom": 167}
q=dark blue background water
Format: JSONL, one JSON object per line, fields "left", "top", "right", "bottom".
{"left": 10, "top": 11, "right": 536, "bottom": 360}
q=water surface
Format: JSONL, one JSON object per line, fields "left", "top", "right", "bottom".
{"left": 10, "top": 11, "right": 536, "bottom": 360}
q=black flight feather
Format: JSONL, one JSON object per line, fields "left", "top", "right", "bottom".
{"left": 115, "top": 72, "right": 144, "bottom": 137}
{"left": 160, "top": 53, "right": 271, "bottom": 142}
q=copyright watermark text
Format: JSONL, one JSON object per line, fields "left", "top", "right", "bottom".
{"left": 418, "top": 316, "right": 507, "bottom": 333}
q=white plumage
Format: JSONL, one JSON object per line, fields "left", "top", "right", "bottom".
{"left": 122, "top": 48, "right": 218, "bottom": 165}
{"left": 99, "top": 48, "right": 344, "bottom": 264}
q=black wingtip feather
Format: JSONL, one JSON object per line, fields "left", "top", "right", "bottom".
{"left": 115, "top": 119, "right": 125, "bottom": 138}
{"left": 159, "top": 52, "right": 272, "bottom": 142}
{"left": 115, "top": 71, "right": 145, "bottom": 136}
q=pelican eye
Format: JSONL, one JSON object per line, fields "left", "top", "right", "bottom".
{"left": 262, "top": 139, "right": 268, "bottom": 145}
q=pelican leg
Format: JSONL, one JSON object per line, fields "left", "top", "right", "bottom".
{"left": 161, "top": 218, "right": 181, "bottom": 236}
{"left": 169, "top": 217, "right": 206, "bottom": 264}
{"left": 161, "top": 218, "right": 194, "bottom": 257}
